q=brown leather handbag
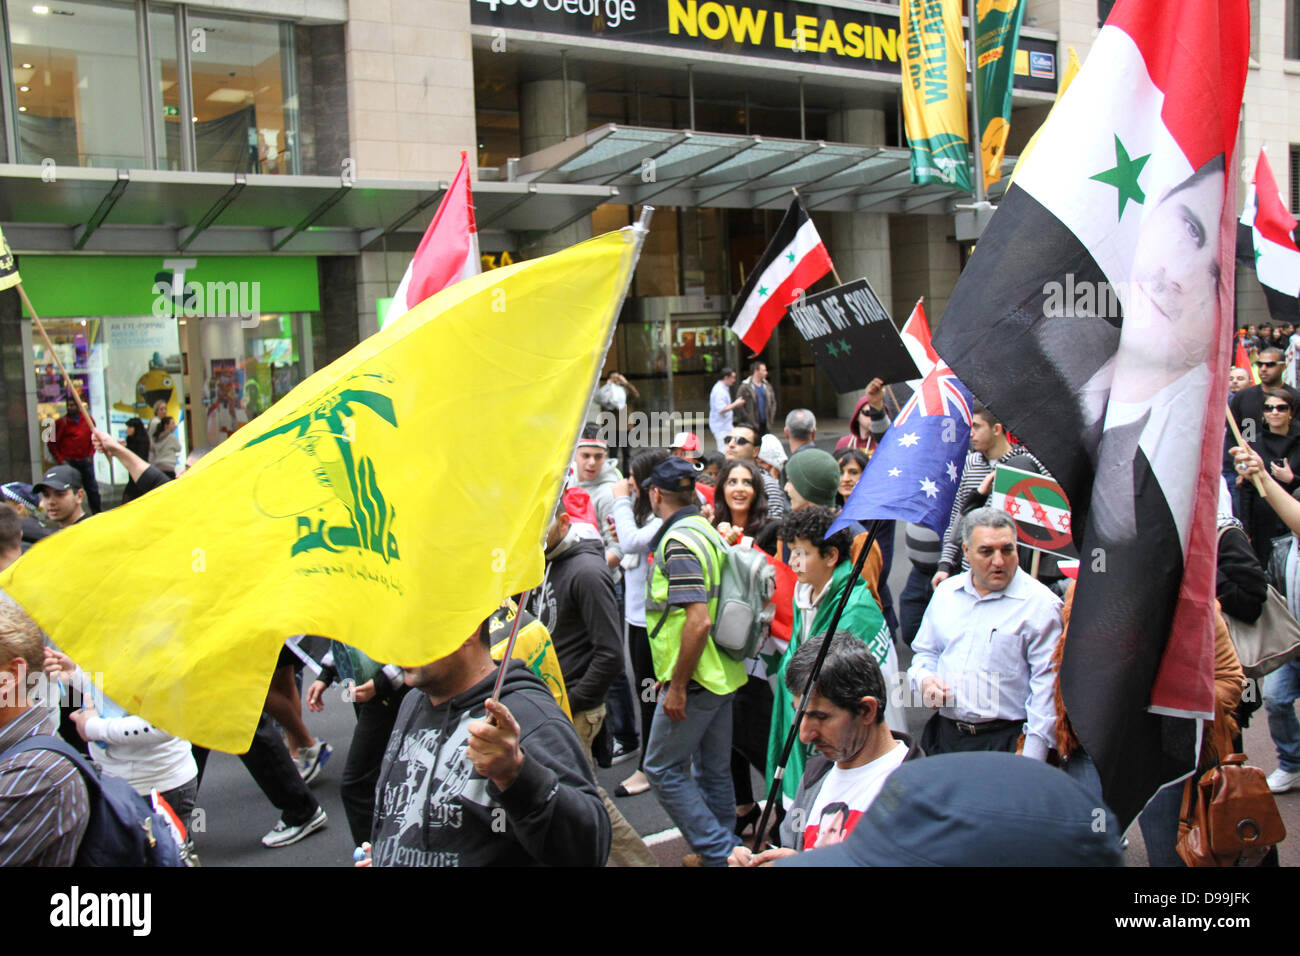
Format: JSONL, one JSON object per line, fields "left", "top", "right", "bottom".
{"left": 1176, "top": 754, "right": 1286, "bottom": 866}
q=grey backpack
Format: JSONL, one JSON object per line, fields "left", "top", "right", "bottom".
{"left": 653, "top": 522, "right": 776, "bottom": 661}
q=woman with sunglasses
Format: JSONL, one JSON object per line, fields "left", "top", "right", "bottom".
{"left": 1239, "top": 388, "right": 1300, "bottom": 564}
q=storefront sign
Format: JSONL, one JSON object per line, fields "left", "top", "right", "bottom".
{"left": 16, "top": 256, "right": 320, "bottom": 318}
{"left": 471, "top": 0, "right": 1057, "bottom": 93}
{"left": 786, "top": 277, "right": 919, "bottom": 393}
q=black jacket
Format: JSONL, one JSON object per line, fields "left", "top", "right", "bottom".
{"left": 370, "top": 659, "right": 610, "bottom": 867}
{"left": 1216, "top": 522, "right": 1268, "bottom": 623}
{"left": 533, "top": 535, "right": 624, "bottom": 714}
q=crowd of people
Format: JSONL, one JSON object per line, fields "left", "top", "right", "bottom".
{"left": 2, "top": 340, "right": 1296, "bottom": 869}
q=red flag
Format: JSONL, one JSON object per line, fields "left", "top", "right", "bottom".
{"left": 386, "top": 151, "right": 480, "bottom": 327}
{"left": 1234, "top": 334, "right": 1259, "bottom": 384}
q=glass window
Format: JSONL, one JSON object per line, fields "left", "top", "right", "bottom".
{"left": 148, "top": 4, "right": 181, "bottom": 170}
{"left": 9, "top": 0, "right": 147, "bottom": 168}
{"left": 1289, "top": 0, "right": 1300, "bottom": 61}
{"left": 187, "top": 12, "right": 298, "bottom": 174}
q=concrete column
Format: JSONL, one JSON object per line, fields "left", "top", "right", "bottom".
{"left": 889, "top": 214, "right": 962, "bottom": 335}
{"left": 520, "top": 75, "right": 591, "bottom": 257}
{"left": 829, "top": 109, "right": 891, "bottom": 417}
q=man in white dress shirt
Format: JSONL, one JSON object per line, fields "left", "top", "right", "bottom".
{"left": 908, "top": 507, "right": 1063, "bottom": 758}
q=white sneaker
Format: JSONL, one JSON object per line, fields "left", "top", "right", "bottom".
{"left": 261, "top": 807, "right": 327, "bottom": 848}
{"left": 1266, "top": 767, "right": 1300, "bottom": 793}
{"left": 297, "top": 741, "right": 332, "bottom": 784}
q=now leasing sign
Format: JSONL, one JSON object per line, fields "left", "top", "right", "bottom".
{"left": 471, "top": 0, "right": 1057, "bottom": 91}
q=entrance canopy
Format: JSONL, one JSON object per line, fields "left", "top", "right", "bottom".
{"left": 0, "top": 164, "right": 619, "bottom": 255}
{"left": 504, "top": 123, "right": 1014, "bottom": 216}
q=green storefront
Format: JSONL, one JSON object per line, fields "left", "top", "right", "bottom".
{"left": 17, "top": 255, "right": 321, "bottom": 492}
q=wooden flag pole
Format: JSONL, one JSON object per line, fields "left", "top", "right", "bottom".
{"left": 19, "top": 283, "right": 94, "bottom": 427}
{"left": 1225, "top": 403, "right": 1266, "bottom": 496}
{"left": 1030, "top": 550, "right": 1042, "bottom": 580}
{"left": 18, "top": 282, "right": 116, "bottom": 489}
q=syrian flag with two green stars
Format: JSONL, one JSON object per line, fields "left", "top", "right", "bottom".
{"left": 932, "top": 0, "right": 1249, "bottom": 828}
{"left": 728, "top": 197, "right": 833, "bottom": 354}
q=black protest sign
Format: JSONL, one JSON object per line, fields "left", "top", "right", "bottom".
{"left": 785, "top": 278, "right": 920, "bottom": 393}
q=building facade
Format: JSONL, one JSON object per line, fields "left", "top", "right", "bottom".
{"left": 0, "top": 0, "right": 1290, "bottom": 493}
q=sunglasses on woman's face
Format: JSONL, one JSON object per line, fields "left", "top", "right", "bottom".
{"left": 1265, "top": 404, "right": 1291, "bottom": 413}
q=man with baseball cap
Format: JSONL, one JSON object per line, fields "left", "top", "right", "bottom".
{"left": 1, "top": 483, "right": 51, "bottom": 551}
{"left": 33, "top": 465, "right": 89, "bottom": 530}
{"left": 641, "top": 456, "right": 747, "bottom": 866}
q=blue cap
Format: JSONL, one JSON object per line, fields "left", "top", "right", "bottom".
{"left": 644, "top": 456, "right": 698, "bottom": 492}
{"left": 773, "top": 752, "right": 1123, "bottom": 867}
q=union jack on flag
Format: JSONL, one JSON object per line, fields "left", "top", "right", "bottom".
{"left": 830, "top": 315, "right": 974, "bottom": 538}
{"left": 893, "top": 358, "right": 973, "bottom": 427}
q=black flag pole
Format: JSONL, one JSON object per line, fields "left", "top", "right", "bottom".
{"left": 751, "top": 518, "right": 881, "bottom": 853}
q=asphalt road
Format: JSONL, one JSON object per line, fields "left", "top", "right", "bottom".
{"left": 193, "top": 548, "right": 1300, "bottom": 867}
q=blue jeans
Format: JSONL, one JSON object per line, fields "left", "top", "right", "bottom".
{"left": 898, "top": 566, "right": 934, "bottom": 646}
{"left": 1264, "top": 660, "right": 1300, "bottom": 772}
{"left": 644, "top": 683, "right": 736, "bottom": 866}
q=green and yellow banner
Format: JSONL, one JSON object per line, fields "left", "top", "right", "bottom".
{"left": 975, "top": 0, "right": 1026, "bottom": 190}
{"left": 900, "top": 0, "right": 971, "bottom": 191}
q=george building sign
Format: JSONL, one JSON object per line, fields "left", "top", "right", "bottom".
{"left": 472, "top": 0, "right": 1057, "bottom": 93}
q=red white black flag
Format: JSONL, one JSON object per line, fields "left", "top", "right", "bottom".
{"left": 1238, "top": 149, "right": 1300, "bottom": 323}
{"left": 728, "top": 197, "right": 833, "bottom": 354}
{"left": 933, "top": 0, "right": 1248, "bottom": 827}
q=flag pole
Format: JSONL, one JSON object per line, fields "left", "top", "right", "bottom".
{"left": 751, "top": 518, "right": 881, "bottom": 853}
{"left": 490, "top": 209, "right": 655, "bottom": 710}
{"left": 967, "top": 0, "right": 987, "bottom": 203}
{"left": 20, "top": 284, "right": 94, "bottom": 426}
{"left": 18, "top": 282, "right": 115, "bottom": 488}
{"left": 1226, "top": 403, "right": 1266, "bottom": 495}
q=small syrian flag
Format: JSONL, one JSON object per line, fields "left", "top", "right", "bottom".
{"left": 1238, "top": 149, "right": 1300, "bottom": 323}
{"left": 727, "top": 197, "right": 833, "bottom": 353}
{"left": 386, "top": 151, "right": 480, "bottom": 327}
{"left": 933, "top": 0, "right": 1249, "bottom": 828}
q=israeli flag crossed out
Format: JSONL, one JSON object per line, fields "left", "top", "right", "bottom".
{"left": 830, "top": 355, "right": 973, "bottom": 538}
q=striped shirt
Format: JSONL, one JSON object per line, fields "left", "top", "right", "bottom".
{"left": 937, "top": 447, "right": 1047, "bottom": 573}
{"left": 662, "top": 539, "right": 708, "bottom": 606}
{"left": 0, "top": 705, "right": 90, "bottom": 866}
{"left": 761, "top": 472, "right": 788, "bottom": 522}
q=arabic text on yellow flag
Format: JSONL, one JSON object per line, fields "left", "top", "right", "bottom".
{"left": 0, "top": 228, "right": 640, "bottom": 752}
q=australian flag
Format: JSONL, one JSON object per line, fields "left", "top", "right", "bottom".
{"left": 830, "top": 350, "right": 973, "bottom": 537}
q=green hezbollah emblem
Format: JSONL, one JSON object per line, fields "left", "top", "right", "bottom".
{"left": 248, "top": 372, "right": 400, "bottom": 563}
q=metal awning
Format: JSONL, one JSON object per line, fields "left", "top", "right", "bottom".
{"left": 501, "top": 123, "right": 1014, "bottom": 214}
{"left": 0, "top": 164, "right": 620, "bottom": 255}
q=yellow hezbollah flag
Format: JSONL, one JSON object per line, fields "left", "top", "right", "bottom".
{"left": 0, "top": 227, "right": 641, "bottom": 752}
{"left": 900, "top": 0, "right": 971, "bottom": 192}
{"left": 0, "top": 224, "right": 20, "bottom": 291}
{"left": 1008, "top": 45, "right": 1081, "bottom": 187}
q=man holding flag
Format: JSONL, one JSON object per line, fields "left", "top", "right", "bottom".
{"left": 932, "top": 0, "right": 1249, "bottom": 827}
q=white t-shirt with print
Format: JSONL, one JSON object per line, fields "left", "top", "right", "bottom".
{"left": 801, "top": 740, "right": 908, "bottom": 851}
